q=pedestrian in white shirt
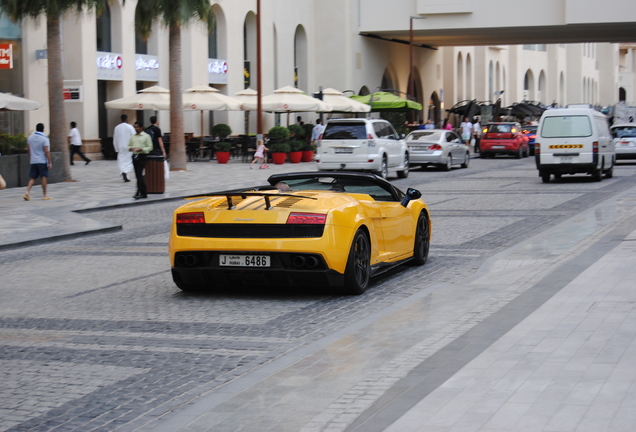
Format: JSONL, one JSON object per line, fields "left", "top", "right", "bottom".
{"left": 460, "top": 117, "right": 473, "bottom": 145}
{"left": 311, "top": 119, "right": 325, "bottom": 145}
{"left": 114, "top": 114, "right": 136, "bottom": 182}
{"left": 68, "top": 121, "right": 91, "bottom": 165}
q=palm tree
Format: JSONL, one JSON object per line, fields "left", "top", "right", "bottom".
{"left": 135, "top": 0, "right": 214, "bottom": 171}
{"left": 0, "top": 0, "right": 108, "bottom": 181}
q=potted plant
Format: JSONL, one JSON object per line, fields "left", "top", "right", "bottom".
{"left": 301, "top": 142, "right": 315, "bottom": 162}
{"left": 268, "top": 140, "right": 290, "bottom": 164}
{"left": 287, "top": 124, "right": 305, "bottom": 140}
{"left": 212, "top": 123, "right": 232, "bottom": 141}
{"left": 266, "top": 126, "right": 290, "bottom": 144}
{"left": 214, "top": 141, "right": 232, "bottom": 164}
{"left": 288, "top": 139, "right": 304, "bottom": 163}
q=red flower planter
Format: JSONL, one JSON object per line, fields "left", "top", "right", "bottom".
{"left": 272, "top": 152, "right": 287, "bottom": 165}
{"left": 289, "top": 151, "right": 302, "bottom": 163}
{"left": 216, "top": 151, "right": 230, "bottom": 164}
{"left": 301, "top": 150, "right": 314, "bottom": 162}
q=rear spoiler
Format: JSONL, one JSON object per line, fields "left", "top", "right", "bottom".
{"left": 191, "top": 192, "right": 317, "bottom": 210}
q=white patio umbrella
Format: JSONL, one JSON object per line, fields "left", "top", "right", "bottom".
{"left": 321, "top": 88, "right": 371, "bottom": 113}
{"left": 0, "top": 92, "right": 42, "bottom": 111}
{"left": 104, "top": 85, "right": 170, "bottom": 110}
{"left": 242, "top": 86, "right": 332, "bottom": 123}
{"left": 154, "top": 85, "right": 243, "bottom": 138}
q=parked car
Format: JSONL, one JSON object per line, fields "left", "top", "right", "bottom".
{"left": 405, "top": 129, "right": 470, "bottom": 170}
{"left": 315, "top": 118, "right": 410, "bottom": 179}
{"left": 521, "top": 124, "right": 538, "bottom": 156}
{"left": 169, "top": 172, "right": 431, "bottom": 295}
{"left": 535, "top": 106, "right": 614, "bottom": 182}
{"left": 480, "top": 122, "right": 529, "bottom": 158}
{"left": 610, "top": 123, "right": 636, "bottom": 160}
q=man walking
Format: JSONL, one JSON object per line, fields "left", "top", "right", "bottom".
{"left": 128, "top": 121, "right": 153, "bottom": 200}
{"left": 68, "top": 121, "right": 91, "bottom": 165}
{"left": 145, "top": 116, "right": 167, "bottom": 158}
{"left": 311, "top": 119, "right": 325, "bottom": 145}
{"left": 114, "top": 114, "right": 135, "bottom": 182}
{"left": 24, "top": 123, "right": 52, "bottom": 201}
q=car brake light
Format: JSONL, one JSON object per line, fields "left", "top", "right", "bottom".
{"left": 530, "top": 134, "right": 536, "bottom": 139}
{"left": 368, "top": 133, "right": 373, "bottom": 140}
{"left": 512, "top": 128, "right": 517, "bottom": 133}
{"left": 593, "top": 141, "right": 598, "bottom": 153}
{"left": 535, "top": 143, "right": 540, "bottom": 154}
{"left": 287, "top": 213, "right": 326, "bottom": 224}
{"left": 429, "top": 144, "right": 442, "bottom": 150}
{"left": 176, "top": 212, "right": 205, "bottom": 224}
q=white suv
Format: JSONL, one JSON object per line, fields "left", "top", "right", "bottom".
{"left": 315, "top": 118, "right": 410, "bottom": 178}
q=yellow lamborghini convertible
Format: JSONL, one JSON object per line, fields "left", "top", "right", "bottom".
{"left": 169, "top": 172, "right": 431, "bottom": 295}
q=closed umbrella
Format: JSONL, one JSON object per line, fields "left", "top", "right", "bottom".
{"left": 350, "top": 91, "right": 422, "bottom": 112}
{"left": 104, "top": 85, "right": 170, "bottom": 110}
{"left": 321, "top": 88, "right": 370, "bottom": 113}
{"left": 0, "top": 92, "right": 42, "bottom": 111}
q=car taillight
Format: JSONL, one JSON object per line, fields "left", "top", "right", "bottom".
{"left": 287, "top": 213, "right": 326, "bottom": 224}
{"left": 429, "top": 144, "right": 442, "bottom": 150}
{"left": 593, "top": 141, "right": 598, "bottom": 153}
{"left": 176, "top": 212, "right": 205, "bottom": 224}
{"left": 529, "top": 134, "right": 536, "bottom": 140}
{"left": 482, "top": 128, "right": 488, "bottom": 134}
{"left": 318, "top": 134, "right": 323, "bottom": 140}
{"left": 368, "top": 133, "right": 373, "bottom": 140}
{"left": 535, "top": 143, "right": 540, "bottom": 154}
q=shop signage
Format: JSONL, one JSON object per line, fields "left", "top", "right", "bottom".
{"left": 0, "top": 44, "right": 13, "bottom": 69}
{"left": 208, "top": 58, "right": 228, "bottom": 84}
{"left": 63, "top": 85, "right": 83, "bottom": 102}
{"left": 136, "top": 55, "right": 159, "bottom": 82}
{"left": 96, "top": 51, "right": 123, "bottom": 80}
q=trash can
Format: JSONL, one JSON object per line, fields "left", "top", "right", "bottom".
{"left": 145, "top": 155, "right": 165, "bottom": 194}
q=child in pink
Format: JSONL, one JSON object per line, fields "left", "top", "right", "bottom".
{"left": 250, "top": 140, "right": 268, "bottom": 169}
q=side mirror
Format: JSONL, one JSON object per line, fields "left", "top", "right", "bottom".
{"left": 401, "top": 188, "right": 422, "bottom": 207}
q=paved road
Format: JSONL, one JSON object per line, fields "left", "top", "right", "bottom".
{"left": 1, "top": 156, "right": 635, "bottom": 431}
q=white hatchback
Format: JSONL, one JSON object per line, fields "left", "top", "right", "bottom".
{"left": 315, "top": 118, "right": 410, "bottom": 179}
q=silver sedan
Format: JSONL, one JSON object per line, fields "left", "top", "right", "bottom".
{"left": 405, "top": 129, "right": 471, "bottom": 171}
{"left": 611, "top": 123, "right": 636, "bottom": 160}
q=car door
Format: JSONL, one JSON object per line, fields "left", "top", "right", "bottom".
{"left": 378, "top": 201, "right": 414, "bottom": 260}
{"left": 446, "top": 131, "right": 461, "bottom": 162}
{"left": 374, "top": 121, "right": 398, "bottom": 166}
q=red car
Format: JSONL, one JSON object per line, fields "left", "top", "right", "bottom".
{"left": 480, "top": 122, "right": 529, "bottom": 158}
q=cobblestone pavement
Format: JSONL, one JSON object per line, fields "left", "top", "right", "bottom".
{"left": 0, "top": 156, "right": 635, "bottom": 431}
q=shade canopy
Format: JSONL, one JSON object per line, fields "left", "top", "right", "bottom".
{"left": 320, "top": 88, "right": 370, "bottom": 113}
{"left": 0, "top": 92, "right": 42, "bottom": 111}
{"left": 350, "top": 92, "right": 422, "bottom": 112}
{"left": 242, "top": 86, "right": 331, "bottom": 112}
{"left": 104, "top": 85, "right": 170, "bottom": 110}
{"left": 153, "top": 85, "right": 242, "bottom": 111}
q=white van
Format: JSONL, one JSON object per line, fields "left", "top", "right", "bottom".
{"left": 315, "top": 118, "right": 410, "bottom": 179}
{"left": 535, "top": 106, "right": 614, "bottom": 183}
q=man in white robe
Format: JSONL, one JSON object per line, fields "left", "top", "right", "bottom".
{"left": 114, "top": 114, "right": 136, "bottom": 182}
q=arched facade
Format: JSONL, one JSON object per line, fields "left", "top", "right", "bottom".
{"left": 294, "top": 25, "right": 308, "bottom": 90}
{"left": 457, "top": 52, "right": 464, "bottom": 101}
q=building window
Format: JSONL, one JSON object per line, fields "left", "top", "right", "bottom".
{"left": 96, "top": 5, "right": 111, "bottom": 52}
{"left": 523, "top": 45, "right": 535, "bottom": 51}
{"left": 537, "top": 44, "right": 547, "bottom": 52}
{"left": 208, "top": 13, "right": 217, "bottom": 58}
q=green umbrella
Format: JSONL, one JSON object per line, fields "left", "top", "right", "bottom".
{"left": 350, "top": 92, "right": 422, "bottom": 112}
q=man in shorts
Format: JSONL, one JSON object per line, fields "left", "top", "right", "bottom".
{"left": 24, "top": 123, "right": 52, "bottom": 201}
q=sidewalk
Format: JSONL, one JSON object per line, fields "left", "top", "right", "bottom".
{"left": 0, "top": 158, "right": 306, "bottom": 250}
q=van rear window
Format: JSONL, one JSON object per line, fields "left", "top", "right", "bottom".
{"left": 323, "top": 123, "right": 367, "bottom": 140}
{"left": 541, "top": 116, "right": 592, "bottom": 138}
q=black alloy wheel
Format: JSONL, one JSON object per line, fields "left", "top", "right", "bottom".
{"left": 342, "top": 230, "right": 371, "bottom": 295}
{"left": 409, "top": 213, "right": 430, "bottom": 266}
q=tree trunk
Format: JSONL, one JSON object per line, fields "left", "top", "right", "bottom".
{"left": 168, "top": 23, "right": 185, "bottom": 170}
{"left": 47, "top": 14, "right": 71, "bottom": 181}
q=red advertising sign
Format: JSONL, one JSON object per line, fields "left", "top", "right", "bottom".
{"left": 0, "top": 44, "right": 13, "bottom": 69}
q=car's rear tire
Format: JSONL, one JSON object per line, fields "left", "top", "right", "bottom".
{"left": 605, "top": 166, "right": 614, "bottom": 178}
{"left": 480, "top": 152, "right": 487, "bottom": 159}
{"left": 342, "top": 230, "right": 371, "bottom": 295}
{"left": 444, "top": 154, "right": 452, "bottom": 171}
{"left": 515, "top": 147, "right": 522, "bottom": 159}
{"left": 541, "top": 170, "right": 551, "bottom": 183}
{"left": 592, "top": 168, "right": 602, "bottom": 182}
{"left": 397, "top": 153, "right": 409, "bottom": 178}
{"left": 410, "top": 213, "right": 430, "bottom": 266}
{"left": 461, "top": 152, "right": 470, "bottom": 168}
{"left": 378, "top": 156, "right": 388, "bottom": 179}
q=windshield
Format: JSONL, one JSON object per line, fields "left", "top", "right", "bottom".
{"left": 322, "top": 123, "right": 367, "bottom": 140}
{"left": 407, "top": 131, "right": 442, "bottom": 141}
{"left": 541, "top": 116, "right": 592, "bottom": 138}
{"left": 486, "top": 124, "right": 513, "bottom": 133}
{"left": 612, "top": 126, "right": 636, "bottom": 138}
{"left": 271, "top": 176, "right": 399, "bottom": 201}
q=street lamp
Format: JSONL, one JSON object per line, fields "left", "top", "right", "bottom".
{"left": 256, "top": 0, "right": 263, "bottom": 144}
{"left": 409, "top": 16, "right": 427, "bottom": 103}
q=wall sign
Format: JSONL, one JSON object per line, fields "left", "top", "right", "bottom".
{"left": 63, "top": 85, "right": 83, "bottom": 102}
{"left": 208, "top": 58, "right": 228, "bottom": 84}
{"left": 0, "top": 44, "right": 13, "bottom": 69}
{"left": 96, "top": 51, "right": 123, "bottom": 80}
{"left": 136, "top": 55, "right": 159, "bottom": 82}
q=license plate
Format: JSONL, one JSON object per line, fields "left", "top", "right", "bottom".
{"left": 560, "top": 156, "right": 573, "bottom": 163}
{"left": 220, "top": 254, "right": 270, "bottom": 267}
{"left": 334, "top": 148, "right": 353, "bottom": 154}
{"left": 492, "top": 145, "right": 505, "bottom": 149}
{"left": 411, "top": 146, "right": 429, "bottom": 151}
